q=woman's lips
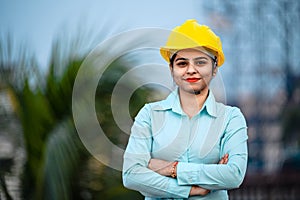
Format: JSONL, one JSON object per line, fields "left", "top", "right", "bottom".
{"left": 185, "top": 78, "right": 200, "bottom": 83}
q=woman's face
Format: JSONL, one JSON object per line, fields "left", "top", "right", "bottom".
{"left": 170, "top": 48, "right": 217, "bottom": 95}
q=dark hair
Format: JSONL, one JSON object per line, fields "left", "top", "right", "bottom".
{"left": 169, "top": 53, "right": 177, "bottom": 68}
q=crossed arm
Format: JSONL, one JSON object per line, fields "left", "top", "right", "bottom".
{"left": 123, "top": 138, "right": 246, "bottom": 198}
{"left": 148, "top": 154, "right": 229, "bottom": 196}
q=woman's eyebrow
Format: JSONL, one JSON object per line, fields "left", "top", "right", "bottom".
{"left": 193, "top": 57, "right": 209, "bottom": 61}
{"left": 175, "top": 57, "right": 188, "bottom": 62}
{"left": 175, "top": 57, "right": 209, "bottom": 62}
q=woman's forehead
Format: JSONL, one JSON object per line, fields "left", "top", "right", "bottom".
{"left": 175, "top": 48, "right": 211, "bottom": 59}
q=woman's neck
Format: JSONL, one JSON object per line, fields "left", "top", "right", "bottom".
{"left": 179, "top": 88, "right": 209, "bottom": 118}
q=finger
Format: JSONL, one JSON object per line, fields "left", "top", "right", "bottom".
{"left": 224, "top": 158, "right": 228, "bottom": 164}
{"left": 222, "top": 154, "right": 228, "bottom": 159}
{"left": 218, "top": 154, "right": 229, "bottom": 164}
{"left": 218, "top": 158, "right": 225, "bottom": 164}
{"left": 224, "top": 154, "right": 229, "bottom": 164}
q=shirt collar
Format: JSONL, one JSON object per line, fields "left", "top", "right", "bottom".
{"left": 152, "top": 89, "right": 182, "bottom": 114}
{"left": 202, "top": 90, "right": 217, "bottom": 117}
{"left": 153, "top": 88, "right": 218, "bottom": 117}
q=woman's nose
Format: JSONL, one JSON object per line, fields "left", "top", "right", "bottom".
{"left": 186, "top": 63, "right": 197, "bottom": 74}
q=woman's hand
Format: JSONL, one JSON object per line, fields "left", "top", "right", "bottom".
{"left": 219, "top": 153, "right": 229, "bottom": 164}
{"left": 189, "top": 185, "right": 210, "bottom": 196}
{"left": 148, "top": 158, "right": 173, "bottom": 176}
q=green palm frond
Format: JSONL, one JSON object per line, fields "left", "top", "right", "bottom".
{"left": 15, "top": 81, "right": 54, "bottom": 199}
{"left": 1, "top": 29, "right": 155, "bottom": 200}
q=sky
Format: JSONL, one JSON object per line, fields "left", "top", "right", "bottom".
{"left": 0, "top": 0, "right": 206, "bottom": 69}
{"left": 2, "top": 0, "right": 294, "bottom": 100}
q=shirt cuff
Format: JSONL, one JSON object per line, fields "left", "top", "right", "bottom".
{"left": 176, "top": 162, "right": 202, "bottom": 185}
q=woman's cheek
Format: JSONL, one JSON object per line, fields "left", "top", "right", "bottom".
{"left": 198, "top": 68, "right": 212, "bottom": 77}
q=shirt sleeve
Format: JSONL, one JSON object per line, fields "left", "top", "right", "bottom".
{"left": 122, "top": 104, "right": 192, "bottom": 198}
{"left": 176, "top": 107, "right": 248, "bottom": 190}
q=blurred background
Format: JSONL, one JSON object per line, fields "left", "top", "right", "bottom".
{"left": 1, "top": 0, "right": 300, "bottom": 199}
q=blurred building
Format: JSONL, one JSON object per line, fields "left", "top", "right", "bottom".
{"left": 200, "top": 0, "right": 300, "bottom": 174}
{"left": 0, "top": 79, "right": 24, "bottom": 200}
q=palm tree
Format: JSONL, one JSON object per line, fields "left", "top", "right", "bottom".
{"left": 1, "top": 32, "right": 154, "bottom": 199}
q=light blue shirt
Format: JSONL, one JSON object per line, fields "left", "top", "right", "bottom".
{"left": 122, "top": 89, "right": 248, "bottom": 200}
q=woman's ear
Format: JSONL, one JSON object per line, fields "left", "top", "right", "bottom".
{"left": 212, "top": 65, "right": 218, "bottom": 76}
{"left": 169, "top": 63, "right": 173, "bottom": 73}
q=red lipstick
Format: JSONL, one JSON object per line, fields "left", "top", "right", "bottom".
{"left": 186, "top": 78, "right": 200, "bottom": 83}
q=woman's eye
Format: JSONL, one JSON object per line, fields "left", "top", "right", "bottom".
{"left": 195, "top": 61, "right": 207, "bottom": 65}
{"left": 176, "top": 62, "right": 187, "bottom": 66}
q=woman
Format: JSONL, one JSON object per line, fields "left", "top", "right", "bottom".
{"left": 122, "top": 19, "right": 248, "bottom": 199}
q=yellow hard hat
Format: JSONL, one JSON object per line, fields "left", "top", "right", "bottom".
{"left": 160, "top": 19, "right": 225, "bottom": 67}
